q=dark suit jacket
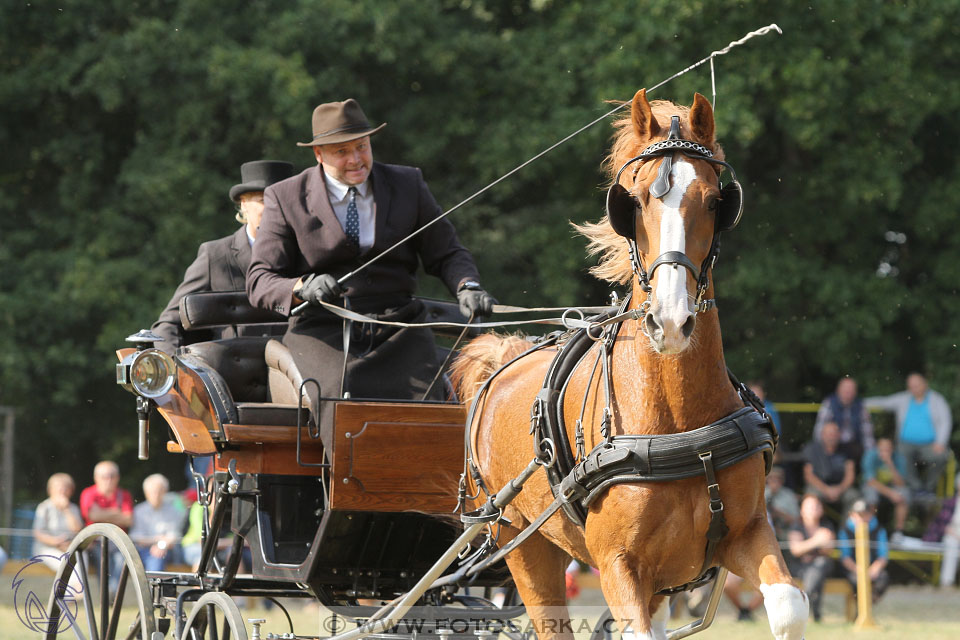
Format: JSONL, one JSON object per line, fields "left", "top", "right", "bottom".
{"left": 152, "top": 226, "right": 251, "bottom": 352}
{"left": 247, "top": 163, "right": 480, "bottom": 315}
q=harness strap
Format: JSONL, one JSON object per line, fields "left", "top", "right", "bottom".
{"left": 464, "top": 494, "right": 566, "bottom": 577}
{"left": 697, "top": 451, "right": 729, "bottom": 577}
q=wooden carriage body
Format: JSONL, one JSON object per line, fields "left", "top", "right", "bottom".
{"left": 116, "top": 292, "right": 501, "bottom": 606}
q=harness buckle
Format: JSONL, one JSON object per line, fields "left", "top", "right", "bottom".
{"left": 709, "top": 501, "right": 724, "bottom": 514}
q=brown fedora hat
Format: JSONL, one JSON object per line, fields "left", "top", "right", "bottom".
{"left": 296, "top": 99, "right": 386, "bottom": 147}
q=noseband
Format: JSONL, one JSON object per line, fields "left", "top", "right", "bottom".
{"left": 605, "top": 116, "right": 744, "bottom": 314}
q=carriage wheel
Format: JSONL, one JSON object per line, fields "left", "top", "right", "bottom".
{"left": 43, "top": 523, "right": 158, "bottom": 640}
{"left": 180, "top": 592, "right": 248, "bottom": 640}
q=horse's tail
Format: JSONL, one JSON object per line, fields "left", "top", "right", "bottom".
{"left": 450, "top": 333, "right": 531, "bottom": 404}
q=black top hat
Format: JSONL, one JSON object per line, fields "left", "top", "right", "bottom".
{"left": 229, "top": 160, "right": 295, "bottom": 202}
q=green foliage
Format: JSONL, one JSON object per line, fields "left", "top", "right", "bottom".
{"left": 3, "top": 0, "right": 960, "bottom": 498}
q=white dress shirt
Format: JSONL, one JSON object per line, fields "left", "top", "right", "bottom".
{"left": 323, "top": 172, "right": 376, "bottom": 252}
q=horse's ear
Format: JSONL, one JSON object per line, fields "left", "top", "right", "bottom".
{"left": 631, "top": 89, "right": 660, "bottom": 142}
{"left": 689, "top": 93, "right": 715, "bottom": 147}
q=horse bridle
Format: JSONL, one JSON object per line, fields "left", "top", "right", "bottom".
{"left": 605, "top": 116, "right": 744, "bottom": 313}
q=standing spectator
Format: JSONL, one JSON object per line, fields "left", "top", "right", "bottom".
{"left": 129, "top": 474, "right": 187, "bottom": 571}
{"left": 79, "top": 461, "right": 134, "bottom": 595}
{"left": 936, "top": 473, "right": 960, "bottom": 587}
{"left": 838, "top": 499, "right": 890, "bottom": 602}
{"left": 765, "top": 466, "right": 800, "bottom": 541}
{"left": 787, "top": 495, "right": 835, "bottom": 622}
{"left": 814, "top": 377, "right": 875, "bottom": 463}
{"left": 860, "top": 437, "right": 910, "bottom": 538}
{"left": 33, "top": 473, "right": 85, "bottom": 587}
{"left": 865, "top": 372, "right": 953, "bottom": 494}
{"left": 803, "top": 421, "right": 858, "bottom": 517}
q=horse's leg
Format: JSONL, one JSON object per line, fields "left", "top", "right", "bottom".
{"left": 721, "top": 518, "right": 807, "bottom": 640}
{"left": 501, "top": 528, "right": 573, "bottom": 640}
{"left": 594, "top": 552, "right": 657, "bottom": 640}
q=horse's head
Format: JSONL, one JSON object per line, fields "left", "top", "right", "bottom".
{"left": 602, "top": 89, "right": 741, "bottom": 354}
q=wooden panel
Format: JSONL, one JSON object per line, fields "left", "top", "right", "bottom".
{"left": 215, "top": 443, "right": 324, "bottom": 476}
{"left": 150, "top": 367, "right": 219, "bottom": 455}
{"left": 330, "top": 402, "right": 465, "bottom": 514}
{"left": 223, "top": 424, "right": 302, "bottom": 444}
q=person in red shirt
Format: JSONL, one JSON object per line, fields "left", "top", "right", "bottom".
{"left": 78, "top": 460, "right": 134, "bottom": 595}
{"left": 79, "top": 460, "right": 133, "bottom": 528}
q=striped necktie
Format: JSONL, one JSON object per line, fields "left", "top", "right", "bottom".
{"left": 345, "top": 186, "right": 360, "bottom": 247}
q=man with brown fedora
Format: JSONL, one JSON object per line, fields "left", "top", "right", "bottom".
{"left": 247, "top": 99, "right": 494, "bottom": 442}
{"left": 153, "top": 159, "right": 295, "bottom": 352}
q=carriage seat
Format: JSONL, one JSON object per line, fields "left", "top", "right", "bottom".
{"left": 179, "top": 290, "right": 287, "bottom": 344}
{"left": 179, "top": 336, "right": 308, "bottom": 428}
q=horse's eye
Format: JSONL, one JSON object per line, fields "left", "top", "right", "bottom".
{"left": 708, "top": 198, "right": 720, "bottom": 211}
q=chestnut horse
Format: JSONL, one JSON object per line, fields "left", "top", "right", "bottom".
{"left": 452, "top": 90, "right": 807, "bottom": 640}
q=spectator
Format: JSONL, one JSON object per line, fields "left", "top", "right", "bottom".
{"left": 129, "top": 474, "right": 187, "bottom": 571}
{"left": 813, "top": 377, "right": 875, "bottom": 463}
{"left": 838, "top": 499, "right": 890, "bottom": 602}
{"left": 865, "top": 372, "right": 953, "bottom": 494}
{"left": 32, "top": 473, "right": 84, "bottom": 587}
{"left": 787, "top": 494, "right": 835, "bottom": 622}
{"left": 79, "top": 461, "right": 134, "bottom": 595}
{"left": 937, "top": 473, "right": 960, "bottom": 588}
{"left": 765, "top": 465, "right": 800, "bottom": 541}
{"left": 861, "top": 437, "right": 910, "bottom": 538}
{"left": 803, "top": 421, "right": 858, "bottom": 517}
{"left": 79, "top": 461, "right": 134, "bottom": 529}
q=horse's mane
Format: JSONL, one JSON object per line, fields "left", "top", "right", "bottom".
{"left": 574, "top": 99, "right": 724, "bottom": 284}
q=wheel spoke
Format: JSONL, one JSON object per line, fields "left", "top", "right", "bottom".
{"left": 79, "top": 551, "right": 100, "bottom": 640}
{"left": 121, "top": 612, "right": 140, "bottom": 640}
{"left": 208, "top": 603, "right": 219, "bottom": 640}
{"left": 105, "top": 563, "right": 129, "bottom": 640}
{"left": 99, "top": 537, "right": 110, "bottom": 640}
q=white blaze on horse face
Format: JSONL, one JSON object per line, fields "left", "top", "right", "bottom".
{"left": 652, "top": 158, "right": 697, "bottom": 351}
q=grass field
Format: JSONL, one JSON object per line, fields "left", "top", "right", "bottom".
{"left": 2, "top": 571, "right": 959, "bottom": 639}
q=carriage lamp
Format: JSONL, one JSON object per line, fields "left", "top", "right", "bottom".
{"left": 130, "top": 348, "right": 176, "bottom": 398}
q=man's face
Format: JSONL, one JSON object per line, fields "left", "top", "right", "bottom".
{"left": 239, "top": 191, "right": 265, "bottom": 238}
{"left": 801, "top": 495, "right": 823, "bottom": 520}
{"left": 144, "top": 481, "right": 167, "bottom": 508}
{"left": 907, "top": 373, "right": 928, "bottom": 398}
{"left": 315, "top": 137, "right": 373, "bottom": 185}
{"left": 837, "top": 378, "right": 857, "bottom": 405}
{"left": 820, "top": 422, "right": 840, "bottom": 449}
{"left": 94, "top": 465, "right": 119, "bottom": 495}
{"left": 877, "top": 438, "right": 893, "bottom": 459}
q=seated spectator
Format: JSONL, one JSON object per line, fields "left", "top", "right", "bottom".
{"left": 765, "top": 465, "right": 799, "bottom": 541}
{"left": 79, "top": 461, "right": 134, "bottom": 595}
{"left": 129, "top": 474, "right": 187, "bottom": 571}
{"left": 32, "top": 473, "right": 85, "bottom": 587}
{"left": 865, "top": 372, "right": 953, "bottom": 495}
{"left": 787, "top": 494, "right": 835, "bottom": 622}
{"left": 937, "top": 473, "right": 960, "bottom": 588}
{"left": 838, "top": 499, "right": 890, "bottom": 603}
{"left": 813, "top": 377, "right": 874, "bottom": 463}
{"left": 803, "top": 421, "right": 858, "bottom": 517}
{"left": 861, "top": 437, "right": 910, "bottom": 538}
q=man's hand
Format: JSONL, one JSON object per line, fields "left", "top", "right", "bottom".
{"left": 298, "top": 273, "right": 342, "bottom": 305}
{"left": 457, "top": 285, "right": 496, "bottom": 318}
{"left": 932, "top": 443, "right": 946, "bottom": 455}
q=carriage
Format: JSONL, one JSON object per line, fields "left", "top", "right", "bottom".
{"left": 44, "top": 87, "right": 802, "bottom": 640}
{"left": 44, "top": 291, "right": 525, "bottom": 640}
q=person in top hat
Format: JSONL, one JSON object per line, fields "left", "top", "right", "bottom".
{"left": 152, "top": 160, "right": 295, "bottom": 353}
{"left": 247, "top": 99, "right": 494, "bottom": 444}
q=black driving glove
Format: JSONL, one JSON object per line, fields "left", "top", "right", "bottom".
{"left": 457, "top": 285, "right": 496, "bottom": 318}
{"left": 298, "top": 273, "right": 343, "bottom": 305}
